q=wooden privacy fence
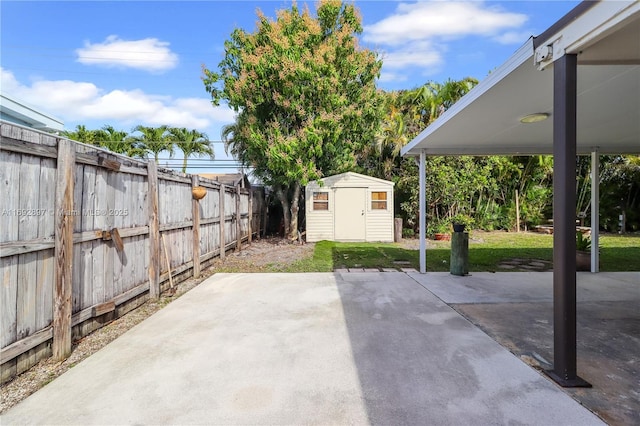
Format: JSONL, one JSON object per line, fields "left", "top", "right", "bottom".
{"left": 0, "top": 121, "right": 264, "bottom": 383}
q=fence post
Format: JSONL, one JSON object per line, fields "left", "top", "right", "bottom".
{"left": 255, "top": 190, "right": 262, "bottom": 240}
{"left": 53, "top": 139, "right": 75, "bottom": 360}
{"left": 236, "top": 185, "right": 241, "bottom": 251}
{"left": 219, "top": 184, "right": 225, "bottom": 259}
{"left": 263, "top": 193, "right": 269, "bottom": 238}
{"left": 192, "top": 175, "right": 201, "bottom": 279}
{"left": 147, "top": 161, "right": 160, "bottom": 299}
{"left": 248, "top": 189, "right": 253, "bottom": 244}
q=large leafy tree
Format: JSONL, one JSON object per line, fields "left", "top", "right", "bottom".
{"left": 167, "top": 127, "right": 214, "bottom": 173}
{"left": 203, "top": 0, "right": 383, "bottom": 238}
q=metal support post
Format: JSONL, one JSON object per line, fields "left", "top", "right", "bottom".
{"left": 547, "top": 54, "right": 590, "bottom": 387}
{"left": 419, "top": 150, "right": 426, "bottom": 274}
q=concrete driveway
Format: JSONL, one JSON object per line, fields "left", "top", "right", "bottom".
{"left": 2, "top": 272, "right": 604, "bottom": 425}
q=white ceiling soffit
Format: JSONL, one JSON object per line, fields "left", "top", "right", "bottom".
{"left": 402, "top": 1, "right": 640, "bottom": 157}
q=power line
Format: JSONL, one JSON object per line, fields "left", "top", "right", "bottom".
{"left": 5, "top": 66, "right": 211, "bottom": 80}
{"left": 160, "top": 166, "right": 250, "bottom": 170}
{"left": 2, "top": 46, "right": 214, "bottom": 66}
{"left": 4, "top": 67, "right": 206, "bottom": 79}
{"left": 69, "top": 141, "right": 228, "bottom": 144}
{"left": 2, "top": 44, "right": 213, "bottom": 58}
{"left": 4, "top": 53, "right": 185, "bottom": 64}
{"left": 157, "top": 160, "right": 241, "bottom": 163}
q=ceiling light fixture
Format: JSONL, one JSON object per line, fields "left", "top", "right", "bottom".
{"left": 520, "top": 113, "right": 549, "bottom": 123}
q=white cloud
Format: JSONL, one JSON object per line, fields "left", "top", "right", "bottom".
{"left": 0, "top": 67, "right": 234, "bottom": 130}
{"left": 381, "top": 40, "right": 443, "bottom": 69}
{"left": 364, "top": 1, "right": 528, "bottom": 46}
{"left": 492, "top": 31, "right": 533, "bottom": 45}
{"left": 76, "top": 35, "right": 179, "bottom": 72}
{"left": 377, "top": 71, "right": 408, "bottom": 84}
{"left": 376, "top": 40, "right": 443, "bottom": 84}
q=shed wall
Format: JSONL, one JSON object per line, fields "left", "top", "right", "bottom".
{"left": 305, "top": 173, "right": 394, "bottom": 243}
{"left": 364, "top": 182, "right": 394, "bottom": 242}
{"left": 306, "top": 184, "right": 334, "bottom": 242}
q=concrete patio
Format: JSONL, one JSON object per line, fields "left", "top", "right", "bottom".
{"left": 2, "top": 271, "right": 621, "bottom": 425}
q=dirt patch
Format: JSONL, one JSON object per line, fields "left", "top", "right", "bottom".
{"left": 210, "top": 237, "right": 315, "bottom": 272}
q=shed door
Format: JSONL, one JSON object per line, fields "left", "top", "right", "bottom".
{"left": 334, "top": 188, "right": 366, "bottom": 241}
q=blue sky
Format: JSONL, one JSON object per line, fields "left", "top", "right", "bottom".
{"left": 1, "top": 1, "right": 580, "bottom": 171}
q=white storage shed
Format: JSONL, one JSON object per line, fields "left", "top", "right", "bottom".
{"left": 305, "top": 172, "right": 394, "bottom": 242}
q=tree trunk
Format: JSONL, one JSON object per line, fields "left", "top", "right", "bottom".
{"left": 275, "top": 183, "right": 302, "bottom": 240}
{"left": 288, "top": 182, "right": 301, "bottom": 240}
{"left": 275, "top": 185, "right": 291, "bottom": 238}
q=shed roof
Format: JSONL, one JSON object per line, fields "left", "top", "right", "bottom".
{"left": 401, "top": 1, "right": 640, "bottom": 157}
{"left": 310, "top": 172, "right": 394, "bottom": 187}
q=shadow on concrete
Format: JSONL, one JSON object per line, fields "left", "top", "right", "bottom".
{"left": 412, "top": 271, "right": 639, "bottom": 426}
{"left": 331, "top": 271, "right": 603, "bottom": 424}
{"left": 455, "top": 299, "right": 640, "bottom": 426}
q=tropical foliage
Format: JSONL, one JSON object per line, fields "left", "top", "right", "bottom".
{"left": 358, "top": 80, "right": 639, "bottom": 234}
{"left": 61, "top": 124, "right": 214, "bottom": 172}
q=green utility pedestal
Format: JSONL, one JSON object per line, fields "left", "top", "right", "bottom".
{"left": 450, "top": 232, "right": 469, "bottom": 276}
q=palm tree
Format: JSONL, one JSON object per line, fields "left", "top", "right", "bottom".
{"left": 94, "top": 125, "right": 130, "bottom": 154}
{"left": 61, "top": 125, "right": 97, "bottom": 144}
{"left": 131, "top": 125, "right": 172, "bottom": 162}
{"left": 222, "top": 113, "right": 262, "bottom": 176}
{"left": 167, "top": 127, "right": 214, "bottom": 173}
{"left": 399, "top": 77, "right": 478, "bottom": 130}
{"left": 359, "top": 92, "right": 409, "bottom": 180}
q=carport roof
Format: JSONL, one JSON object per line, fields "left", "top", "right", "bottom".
{"left": 401, "top": 1, "right": 640, "bottom": 157}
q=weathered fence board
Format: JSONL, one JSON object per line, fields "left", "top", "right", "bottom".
{"left": 112, "top": 173, "right": 126, "bottom": 297}
{"left": 192, "top": 176, "right": 201, "bottom": 278}
{"left": 219, "top": 184, "right": 226, "bottom": 259}
{"left": 53, "top": 138, "right": 75, "bottom": 360}
{"left": 0, "top": 121, "right": 265, "bottom": 383}
{"left": 16, "top": 154, "right": 41, "bottom": 372}
{"left": 36, "top": 158, "right": 55, "bottom": 335}
{"left": 1, "top": 151, "right": 21, "bottom": 350}
{"left": 147, "top": 161, "right": 160, "bottom": 299}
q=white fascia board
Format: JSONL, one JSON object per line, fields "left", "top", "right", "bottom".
{"left": 420, "top": 145, "right": 548, "bottom": 156}
{"left": 0, "top": 93, "right": 64, "bottom": 131}
{"left": 417, "top": 141, "right": 640, "bottom": 156}
{"left": 535, "top": 0, "right": 640, "bottom": 70}
{"left": 401, "top": 39, "right": 534, "bottom": 157}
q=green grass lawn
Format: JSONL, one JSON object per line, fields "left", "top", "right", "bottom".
{"left": 284, "top": 232, "right": 639, "bottom": 273}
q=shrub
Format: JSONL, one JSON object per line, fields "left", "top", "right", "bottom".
{"left": 402, "top": 228, "right": 415, "bottom": 238}
{"left": 576, "top": 232, "right": 591, "bottom": 251}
